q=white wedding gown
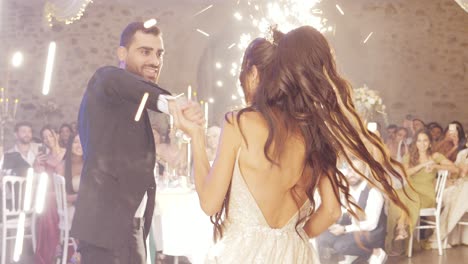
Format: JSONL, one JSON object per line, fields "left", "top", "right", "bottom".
{"left": 205, "top": 150, "right": 319, "bottom": 263}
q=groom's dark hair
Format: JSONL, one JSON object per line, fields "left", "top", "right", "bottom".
{"left": 120, "top": 22, "right": 161, "bottom": 48}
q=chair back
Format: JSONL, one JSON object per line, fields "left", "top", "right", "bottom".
{"left": 2, "top": 176, "right": 27, "bottom": 221}
{"left": 52, "top": 174, "right": 69, "bottom": 232}
{"left": 435, "top": 170, "right": 448, "bottom": 214}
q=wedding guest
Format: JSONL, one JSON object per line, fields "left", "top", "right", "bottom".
{"left": 0, "top": 122, "right": 39, "bottom": 176}
{"left": 403, "top": 130, "right": 458, "bottom": 209}
{"left": 317, "top": 158, "right": 388, "bottom": 264}
{"left": 427, "top": 122, "right": 444, "bottom": 143}
{"left": 402, "top": 114, "right": 414, "bottom": 138}
{"left": 153, "top": 127, "right": 187, "bottom": 176}
{"left": 33, "top": 125, "right": 66, "bottom": 264}
{"left": 56, "top": 134, "right": 83, "bottom": 224}
{"left": 388, "top": 127, "right": 410, "bottom": 162}
{"left": 59, "top": 123, "right": 74, "bottom": 148}
{"left": 384, "top": 124, "right": 398, "bottom": 145}
{"left": 434, "top": 121, "right": 467, "bottom": 162}
{"left": 70, "top": 121, "right": 78, "bottom": 135}
{"left": 455, "top": 148, "right": 468, "bottom": 177}
{"left": 423, "top": 146, "right": 467, "bottom": 249}
{"left": 55, "top": 134, "right": 83, "bottom": 262}
{"left": 412, "top": 118, "right": 426, "bottom": 134}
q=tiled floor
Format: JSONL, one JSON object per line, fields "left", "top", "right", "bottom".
{"left": 12, "top": 244, "right": 468, "bottom": 263}
{"left": 318, "top": 245, "right": 467, "bottom": 264}
{"left": 388, "top": 245, "right": 467, "bottom": 264}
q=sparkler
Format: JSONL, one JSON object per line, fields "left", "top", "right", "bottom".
{"left": 224, "top": 0, "right": 327, "bottom": 102}
{"left": 196, "top": 28, "right": 210, "bottom": 37}
{"left": 134, "top": 92, "right": 149, "bottom": 122}
{"left": 13, "top": 212, "right": 25, "bottom": 262}
{"left": 42, "top": 42, "right": 56, "bottom": 95}
{"left": 35, "top": 172, "right": 49, "bottom": 214}
{"left": 335, "top": 4, "right": 344, "bottom": 15}
{"left": 193, "top": 4, "right": 213, "bottom": 17}
{"left": 363, "top": 32, "right": 374, "bottom": 44}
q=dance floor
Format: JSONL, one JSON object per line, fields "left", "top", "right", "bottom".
{"left": 12, "top": 243, "right": 468, "bottom": 263}
{"left": 388, "top": 245, "right": 468, "bottom": 264}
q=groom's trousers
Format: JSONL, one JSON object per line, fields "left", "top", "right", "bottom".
{"left": 79, "top": 218, "right": 146, "bottom": 264}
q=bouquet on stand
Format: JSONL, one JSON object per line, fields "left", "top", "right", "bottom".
{"left": 352, "top": 84, "right": 388, "bottom": 126}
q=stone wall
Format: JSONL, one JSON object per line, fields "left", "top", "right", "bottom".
{"left": 0, "top": 0, "right": 466, "bottom": 146}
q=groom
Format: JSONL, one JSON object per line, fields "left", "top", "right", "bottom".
{"left": 71, "top": 22, "right": 204, "bottom": 263}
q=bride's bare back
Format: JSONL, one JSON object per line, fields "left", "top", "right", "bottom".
{"left": 237, "top": 111, "right": 310, "bottom": 228}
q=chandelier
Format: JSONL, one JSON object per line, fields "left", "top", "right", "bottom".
{"left": 44, "top": 0, "right": 94, "bottom": 26}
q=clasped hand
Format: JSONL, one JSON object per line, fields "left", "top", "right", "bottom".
{"left": 168, "top": 98, "right": 205, "bottom": 136}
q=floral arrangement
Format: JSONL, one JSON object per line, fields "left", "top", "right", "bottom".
{"left": 352, "top": 84, "right": 387, "bottom": 123}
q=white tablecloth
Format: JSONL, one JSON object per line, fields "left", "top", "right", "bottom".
{"left": 153, "top": 187, "right": 213, "bottom": 263}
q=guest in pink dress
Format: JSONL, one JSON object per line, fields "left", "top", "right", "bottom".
{"left": 33, "top": 125, "right": 66, "bottom": 264}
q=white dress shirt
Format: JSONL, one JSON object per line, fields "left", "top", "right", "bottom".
{"left": 344, "top": 181, "right": 384, "bottom": 233}
{"left": 0, "top": 142, "right": 40, "bottom": 171}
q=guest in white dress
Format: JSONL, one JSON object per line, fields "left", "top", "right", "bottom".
{"left": 426, "top": 147, "right": 468, "bottom": 248}
{"left": 169, "top": 26, "right": 409, "bottom": 263}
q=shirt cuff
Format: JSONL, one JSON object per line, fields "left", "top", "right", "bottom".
{"left": 157, "top": 94, "right": 173, "bottom": 115}
{"left": 344, "top": 224, "right": 359, "bottom": 233}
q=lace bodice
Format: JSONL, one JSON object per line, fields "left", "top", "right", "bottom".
{"left": 205, "top": 149, "right": 318, "bottom": 263}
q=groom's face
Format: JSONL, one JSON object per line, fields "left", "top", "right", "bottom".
{"left": 118, "top": 31, "right": 165, "bottom": 83}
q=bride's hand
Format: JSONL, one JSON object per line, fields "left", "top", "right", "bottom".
{"left": 168, "top": 100, "right": 204, "bottom": 136}
{"left": 180, "top": 100, "right": 205, "bottom": 126}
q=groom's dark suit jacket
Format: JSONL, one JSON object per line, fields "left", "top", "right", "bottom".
{"left": 71, "top": 66, "right": 170, "bottom": 249}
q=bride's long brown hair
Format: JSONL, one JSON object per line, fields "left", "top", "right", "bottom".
{"left": 211, "top": 26, "right": 409, "bottom": 241}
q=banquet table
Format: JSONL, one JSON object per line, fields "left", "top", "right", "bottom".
{"left": 150, "top": 186, "right": 213, "bottom": 264}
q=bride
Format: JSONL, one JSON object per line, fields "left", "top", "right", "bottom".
{"left": 170, "top": 26, "right": 408, "bottom": 263}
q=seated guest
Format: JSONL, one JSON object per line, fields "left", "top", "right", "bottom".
{"left": 424, "top": 146, "right": 468, "bottom": 249}
{"left": 33, "top": 125, "right": 66, "bottom": 264}
{"left": 70, "top": 121, "right": 78, "bottom": 135}
{"left": 427, "top": 122, "right": 444, "bottom": 143}
{"left": 317, "top": 158, "right": 387, "bottom": 264}
{"left": 403, "top": 129, "right": 459, "bottom": 209}
{"left": 153, "top": 128, "right": 187, "bottom": 176}
{"left": 0, "top": 122, "right": 39, "bottom": 176}
{"left": 455, "top": 148, "right": 468, "bottom": 177}
{"left": 434, "top": 121, "right": 467, "bottom": 162}
{"left": 412, "top": 118, "right": 426, "bottom": 134}
{"left": 59, "top": 123, "right": 73, "bottom": 148}
{"left": 55, "top": 134, "right": 83, "bottom": 262}
{"left": 56, "top": 134, "right": 83, "bottom": 224}
{"left": 384, "top": 124, "right": 398, "bottom": 145}
{"left": 387, "top": 127, "right": 410, "bottom": 162}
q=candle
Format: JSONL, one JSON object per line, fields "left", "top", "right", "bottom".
{"left": 13, "top": 99, "right": 18, "bottom": 119}
{"left": 187, "top": 85, "right": 192, "bottom": 100}
{"left": 0, "top": 87, "right": 4, "bottom": 100}
{"left": 187, "top": 142, "right": 191, "bottom": 178}
{"left": 5, "top": 98, "right": 9, "bottom": 115}
{"left": 169, "top": 115, "right": 174, "bottom": 129}
{"left": 204, "top": 102, "right": 209, "bottom": 130}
